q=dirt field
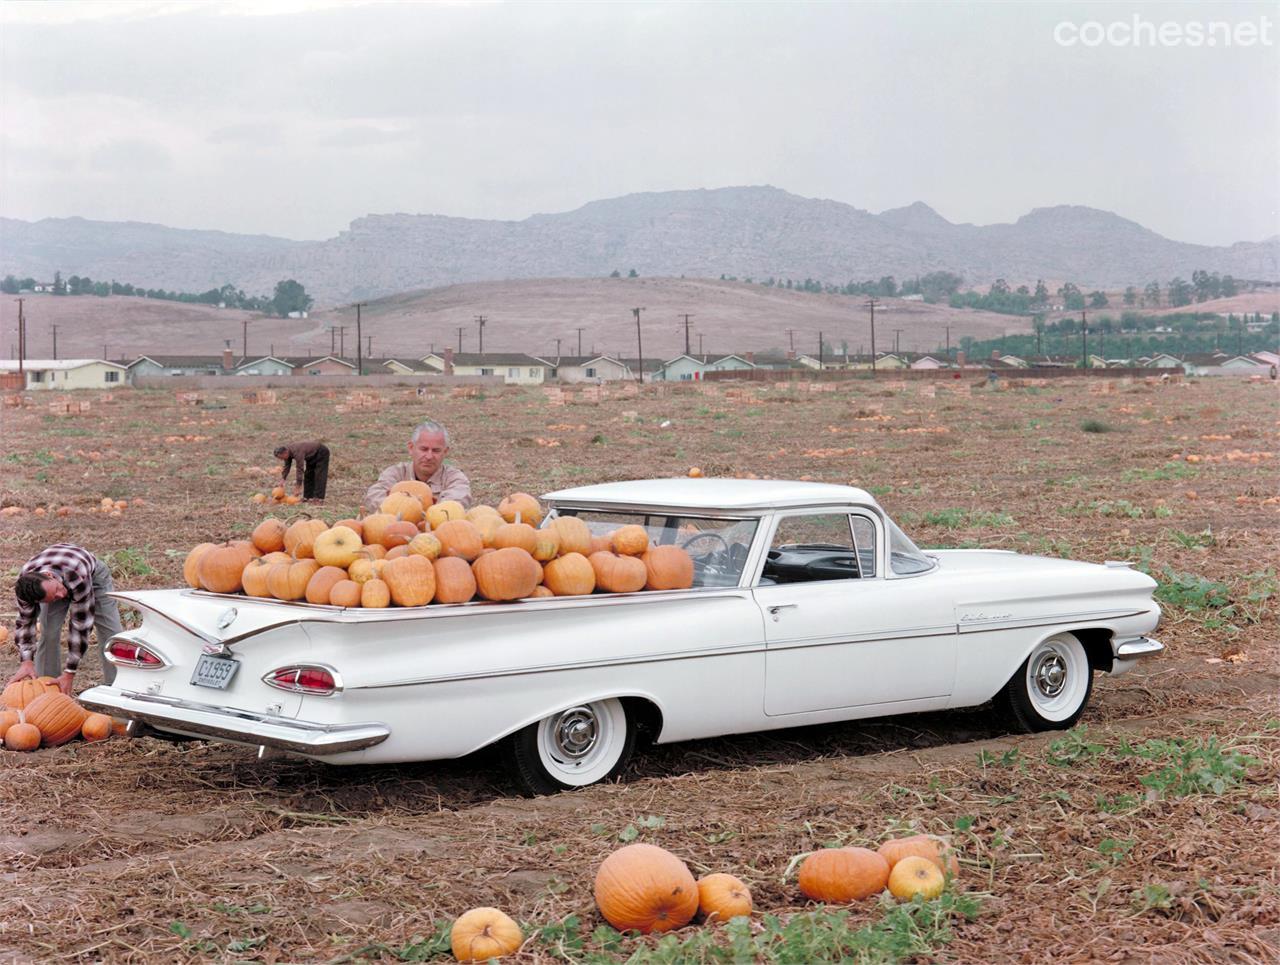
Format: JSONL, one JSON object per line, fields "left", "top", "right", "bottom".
{"left": 1, "top": 375, "right": 1276, "bottom": 963}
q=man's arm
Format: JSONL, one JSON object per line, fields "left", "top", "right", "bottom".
{"left": 362, "top": 464, "right": 404, "bottom": 514}
{"left": 437, "top": 467, "right": 472, "bottom": 508}
{"left": 12, "top": 597, "right": 39, "bottom": 665}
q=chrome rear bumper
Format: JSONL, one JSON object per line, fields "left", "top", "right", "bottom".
{"left": 79, "top": 687, "right": 390, "bottom": 755}
{"left": 1108, "top": 635, "right": 1164, "bottom": 675}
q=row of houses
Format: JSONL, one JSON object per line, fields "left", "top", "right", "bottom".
{"left": 2, "top": 347, "right": 1276, "bottom": 391}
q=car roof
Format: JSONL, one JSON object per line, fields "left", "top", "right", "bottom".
{"left": 543, "top": 478, "right": 877, "bottom": 512}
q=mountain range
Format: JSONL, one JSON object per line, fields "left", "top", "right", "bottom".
{"left": 3, "top": 186, "right": 1276, "bottom": 307}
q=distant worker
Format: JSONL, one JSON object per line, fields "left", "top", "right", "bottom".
{"left": 363, "top": 420, "right": 471, "bottom": 512}
{"left": 8, "top": 543, "right": 121, "bottom": 695}
{"left": 274, "top": 440, "right": 330, "bottom": 502}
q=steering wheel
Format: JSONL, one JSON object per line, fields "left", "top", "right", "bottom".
{"left": 679, "top": 531, "right": 730, "bottom": 556}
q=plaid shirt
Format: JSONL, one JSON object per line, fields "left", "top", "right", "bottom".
{"left": 14, "top": 544, "right": 99, "bottom": 672}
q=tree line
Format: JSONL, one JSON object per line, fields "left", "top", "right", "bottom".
{"left": 1, "top": 272, "right": 313, "bottom": 318}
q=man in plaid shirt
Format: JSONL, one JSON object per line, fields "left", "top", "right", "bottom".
{"left": 8, "top": 544, "right": 121, "bottom": 695}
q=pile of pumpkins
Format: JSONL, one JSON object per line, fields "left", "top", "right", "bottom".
{"left": 1, "top": 677, "right": 115, "bottom": 752}
{"left": 186, "top": 486, "right": 695, "bottom": 608}
{"left": 449, "top": 837, "right": 959, "bottom": 961}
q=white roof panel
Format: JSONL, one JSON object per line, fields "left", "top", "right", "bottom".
{"left": 0, "top": 358, "right": 125, "bottom": 371}
{"left": 543, "top": 478, "right": 876, "bottom": 511}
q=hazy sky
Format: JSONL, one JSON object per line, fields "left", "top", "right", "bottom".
{"left": 2, "top": 0, "right": 1276, "bottom": 245}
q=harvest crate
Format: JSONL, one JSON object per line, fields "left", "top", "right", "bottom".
{"left": 242, "top": 389, "right": 278, "bottom": 405}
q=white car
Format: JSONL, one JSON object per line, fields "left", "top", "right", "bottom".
{"left": 81, "top": 479, "right": 1163, "bottom": 795}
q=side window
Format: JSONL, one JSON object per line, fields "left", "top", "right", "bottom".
{"left": 761, "top": 513, "right": 860, "bottom": 584}
{"left": 851, "top": 516, "right": 877, "bottom": 578}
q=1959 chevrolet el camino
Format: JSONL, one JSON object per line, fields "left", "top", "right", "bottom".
{"left": 81, "top": 479, "right": 1163, "bottom": 794}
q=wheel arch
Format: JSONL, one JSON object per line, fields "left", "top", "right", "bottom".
{"left": 1069, "top": 626, "right": 1114, "bottom": 674}
{"left": 475, "top": 690, "right": 668, "bottom": 756}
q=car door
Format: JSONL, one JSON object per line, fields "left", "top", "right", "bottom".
{"left": 754, "top": 510, "right": 957, "bottom": 717}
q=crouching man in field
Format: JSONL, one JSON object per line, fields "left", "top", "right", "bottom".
{"left": 8, "top": 543, "right": 120, "bottom": 695}
{"left": 362, "top": 420, "right": 472, "bottom": 513}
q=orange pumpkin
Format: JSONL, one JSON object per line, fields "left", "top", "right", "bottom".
{"left": 24, "top": 692, "right": 88, "bottom": 747}
{"left": 797, "top": 848, "right": 890, "bottom": 902}
{"left": 589, "top": 552, "right": 647, "bottom": 593}
{"left": 611, "top": 525, "right": 650, "bottom": 556}
{"left": 435, "top": 519, "right": 485, "bottom": 561}
{"left": 361, "top": 543, "right": 388, "bottom": 560}
{"left": 361, "top": 578, "right": 391, "bottom": 609}
{"left": 498, "top": 492, "right": 543, "bottom": 526}
{"left": 81, "top": 713, "right": 113, "bottom": 742}
{"left": 359, "top": 513, "right": 393, "bottom": 548}
{"left": 305, "top": 566, "right": 348, "bottom": 605}
{"left": 530, "top": 528, "right": 560, "bottom": 562}
{"left": 267, "top": 559, "right": 320, "bottom": 601}
{"left": 329, "top": 579, "right": 362, "bottom": 608}
{"left": 407, "top": 532, "right": 442, "bottom": 561}
{"left": 543, "top": 553, "right": 596, "bottom": 596}
{"left": 381, "top": 520, "right": 420, "bottom": 549}
{"left": 550, "top": 516, "right": 592, "bottom": 556}
{"left": 450, "top": 907, "right": 523, "bottom": 963}
{"left": 333, "top": 517, "right": 364, "bottom": 540}
{"left": 492, "top": 522, "right": 537, "bottom": 553}
{"left": 697, "top": 873, "right": 753, "bottom": 922}
{"left": 472, "top": 547, "right": 541, "bottom": 601}
{"left": 382, "top": 554, "right": 436, "bottom": 607}
{"left": 466, "top": 504, "right": 501, "bottom": 523}
{"left": 347, "top": 556, "right": 382, "bottom": 584}
{"left": 877, "top": 835, "right": 960, "bottom": 876}
{"left": 526, "top": 585, "right": 555, "bottom": 598}
{"left": 0, "top": 708, "right": 20, "bottom": 739}
{"left": 589, "top": 533, "right": 614, "bottom": 555}
{"left": 642, "top": 546, "right": 694, "bottom": 591}
{"left": 2, "top": 676, "right": 61, "bottom": 710}
{"left": 313, "top": 526, "right": 363, "bottom": 568}
{"left": 183, "top": 542, "right": 216, "bottom": 588}
{"left": 4, "top": 722, "right": 40, "bottom": 752}
{"left": 241, "top": 559, "right": 274, "bottom": 598}
{"left": 594, "top": 843, "right": 699, "bottom": 934}
{"left": 471, "top": 513, "right": 504, "bottom": 547}
{"left": 260, "top": 551, "right": 293, "bottom": 565}
{"left": 380, "top": 492, "right": 425, "bottom": 524}
{"left": 251, "top": 517, "right": 287, "bottom": 553}
{"left": 425, "top": 499, "right": 467, "bottom": 529}
{"left": 271, "top": 485, "right": 286, "bottom": 500}
{"left": 283, "top": 518, "right": 327, "bottom": 558}
{"left": 433, "top": 557, "right": 477, "bottom": 604}
{"left": 390, "top": 479, "right": 435, "bottom": 506}
{"left": 197, "top": 542, "right": 253, "bottom": 593}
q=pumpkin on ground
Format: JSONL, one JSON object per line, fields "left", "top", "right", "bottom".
{"left": 2, "top": 676, "right": 61, "bottom": 710}
{"left": 432, "top": 557, "right": 477, "bottom": 604}
{"left": 589, "top": 552, "right": 648, "bottom": 593}
{"left": 0, "top": 709, "right": 20, "bottom": 739}
{"left": 877, "top": 834, "right": 960, "bottom": 876}
{"left": 267, "top": 559, "right": 320, "bottom": 601}
{"left": 24, "top": 692, "right": 88, "bottom": 747}
{"left": 251, "top": 518, "right": 287, "bottom": 553}
{"left": 543, "top": 553, "right": 596, "bottom": 596}
{"left": 380, "top": 492, "right": 425, "bottom": 524}
{"left": 4, "top": 721, "right": 41, "bottom": 752}
{"left": 594, "top": 843, "right": 699, "bottom": 934}
{"left": 82, "top": 713, "right": 113, "bottom": 742}
{"left": 611, "top": 525, "right": 650, "bottom": 556}
{"left": 498, "top": 492, "right": 542, "bottom": 526}
{"left": 697, "top": 873, "right": 753, "bottom": 922}
{"left": 183, "top": 543, "right": 216, "bottom": 588}
{"left": 305, "top": 566, "right": 349, "bottom": 605}
{"left": 887, "top": 856, "right": 946, "bottom": 901}
{"left": 435, "top": 520, "right": 485, "bottom": 561}
{"left": 360, "top": 578, "right": 391, "bottom": 609}
{"left": 797, "top": 847, "right": 890, "bottom": 903}
{"left": 390, "top": 479, "right": 435, "bottom": 506}
{"left": 382, "top": 555, "right": 436, "bottom": 607}
{"left": 450, "top": 907, "right": 523, "bottom": 962}
{"left": 472, "top": 547, "right": 541, "bottom": 601}
{"left": 550, "top": 516, "right": 592, "bottom": 556}
{"left": 641, "top": 546, "right": 695, "bottom": 591}
{"left": 329, "top": 579, "right": 362, "bottom": 608}
{"left": 313, "top": 527, "right": 363, "bottom": 568}
{"left": 425, "top": 499, "right": 467, "bottom": 529}
{"left": 283, "top": 518, "right": 327, "bottom": 558}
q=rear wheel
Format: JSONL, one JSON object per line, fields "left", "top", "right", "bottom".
{"left": 994, "top": 633, "right": 1094, "bottom": 732}
{"left": 501, "top": 698, "right": 636, "bottom": 796}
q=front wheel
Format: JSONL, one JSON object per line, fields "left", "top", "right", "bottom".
{"left": 501, "top": 698, "right": 636, "bottom": 796}
{"left": 994, "top": 633, "right": 1094, "bottom": 732}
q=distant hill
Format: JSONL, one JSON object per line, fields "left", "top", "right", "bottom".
{"left": 3, "top": 187, "right": 1277, "bottom": 307}
{"left": 0, "top": 278, "right": 1024, "bottom": 362}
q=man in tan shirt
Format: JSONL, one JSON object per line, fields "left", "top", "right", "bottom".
{"left": 363, "top": 420, "right": 472, "bottom": 513}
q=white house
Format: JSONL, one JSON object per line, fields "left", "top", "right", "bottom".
{"left": 0, "top": 359, "right": 128, "bottom": 389}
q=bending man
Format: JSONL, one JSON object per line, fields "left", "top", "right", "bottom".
{"left": 363, "top": 420, "right": 471, "bottom": 512}
{"left": 274, "top": 440, "right": 330, "bottom": 502}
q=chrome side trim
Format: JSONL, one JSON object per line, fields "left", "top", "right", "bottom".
{"left": 763, "top": 624, "right": 956, "bottom": 651}
{"left": 107, "top": 593, "right": 218, "bottom": 644}
{"left": 1113, "top": 635, "right": 1164, "bottom": 658}
{"left": 956, "top": 607, "right": 1146, "bottom": 633}
{"left": 78, "top": 688, "right": 388, "bottom": 755}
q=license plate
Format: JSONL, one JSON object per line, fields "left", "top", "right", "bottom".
{"left": 191, "top": 653, "right": 240, "bottom": 690}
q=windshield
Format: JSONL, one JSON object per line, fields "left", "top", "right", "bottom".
{"left": 547, "top": 509, "right": 758, "bottom": 587}
{"left": 887, "top": 518, "right": 935, "bottom": 575}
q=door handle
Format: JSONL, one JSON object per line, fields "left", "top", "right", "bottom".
{"left": 768, "top": 603, "right": 798, "bottom": 622}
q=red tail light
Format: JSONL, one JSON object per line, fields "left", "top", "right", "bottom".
{"left": 264, "top": 665, "right": 339, "bottom": 696}
{"left": 105, "top": 637, "right": 166, "bottom": 667}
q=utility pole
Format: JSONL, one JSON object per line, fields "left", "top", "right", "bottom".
{"left": 944, "top": 324, "right": 951, "bottom": 360}
{"left": 554, "top": 338, "right": 562, "bottom": 359}
{"left": 893, "top": 328, "right": 904, "bottom": 355}
{"left": 335, "top": 325, "right": 348, "bottom": 359}
{"left": 52, "top": 323, "right": 58, "bottom": 360}
{"left": 785, "top": 328, "right": 797, "bottom": 353}
{"left": 1081, "top": 310, "right": 1088, "bottom": 369}
{"left": 575, "top": 327, "right": 584, "bottom": 356}
{"left": 355, "top": 304, "right": 364, "bottom": 375}
{"left": 457, "top": 326, "right": 465, "bottom": 352}
{"left": 632, "top": 307, "right": 645, "bottom": 383}
{"left": 365, "top": 334, "right": 372, "bottom": 358}
{"left": 678, "top": 313, "right": 694, "bottom": 356}
{"left": 242, "top": 318, "right": 248, "bottom": 360}
{"left": 697, "top": 332, "right": 705, "bottom": 355}
{"left": 329, "top": 327, "right": 337, "bottom": 355}
{"left": 818, "top": 330, "right": 824, "bottom": 369}
{"left": 865, "top": 298, "right": 880, "bottom": 371}
{"left": 16, "top": 298, "right": 24, "bottom": 375}
{"left": 475, "top": 315, "right": 487, "bottom": 356}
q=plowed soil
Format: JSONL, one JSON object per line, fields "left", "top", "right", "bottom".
{"left": 1, "top": 375, "right": 1276, "bottom": 963}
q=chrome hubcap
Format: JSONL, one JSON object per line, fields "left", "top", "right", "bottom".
{"left": 1033, "top": 653, "right": 1067, "bottom": 698}
{"left": 553, "top": 706, "right": 598, "bottom": 759}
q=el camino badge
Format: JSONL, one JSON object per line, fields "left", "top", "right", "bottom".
{"left": 960, "top": 611, "right": 1012, "bottom": 623}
